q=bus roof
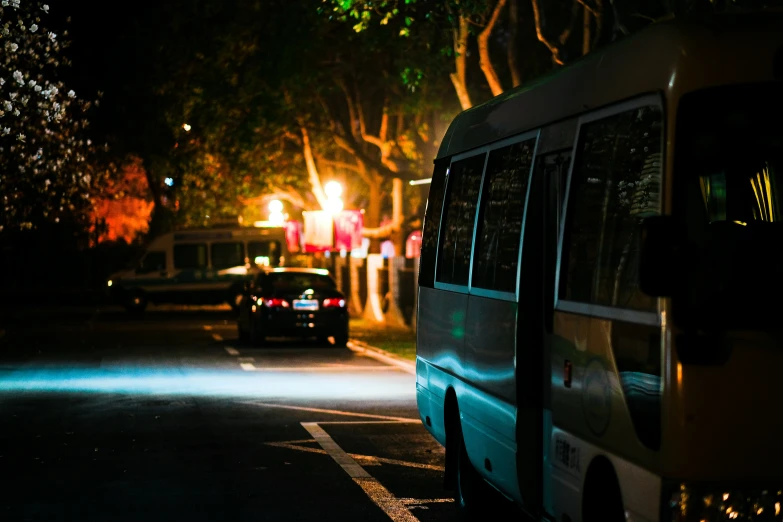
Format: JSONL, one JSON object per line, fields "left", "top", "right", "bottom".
{"left": 436, "top": 12, "right": 783, "bottom": 160}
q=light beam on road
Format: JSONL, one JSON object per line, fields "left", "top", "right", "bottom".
{"left": 0, "top": 366, "right": 415, "bottom": 401}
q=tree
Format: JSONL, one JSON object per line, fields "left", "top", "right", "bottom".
{"left": 0, "top": 0, "right": 110, "bottom": 232}
{"left": 89, "top": 156, "right": 153, "bottom": 245}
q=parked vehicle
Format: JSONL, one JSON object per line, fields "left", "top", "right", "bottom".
{"left": 415, "top": 13, "right": 783, "bottom": 522}
{"left": 108, "top": 225, "right": 288, "bottom": 313}
{"left": 236, "top": 267, "right": 349, "bottom": 346}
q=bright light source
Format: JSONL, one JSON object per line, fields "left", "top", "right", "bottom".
{"left": 409, "top": 178, "right": 432, "bottom": 185}
{"left": 324, "top": 181, "right": 342, "bottom": 199}
{"left": 182, "top": 123, "right": 191, "bottom": 132}
{"left": 325, "top": 197, "right": 343, "bottom": 214}
{"left": 268, "top": 199, "right": 283, "bottom": 213}
{"left": 107, "top": 280, "right": 113, "bottom": 287}
{"left": 164, "top": 177, "right": 174, "bottom": 187}
{"left": 268, "top": 211, "right": 284, "bottom": 226}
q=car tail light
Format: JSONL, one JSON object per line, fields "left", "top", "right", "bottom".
{"left": 323, "top": 298, "right": 345, "bottom": 308}
{"left": 259, "top": 297, "right": 290, "bottom": 308}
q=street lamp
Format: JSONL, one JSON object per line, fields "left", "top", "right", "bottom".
{"left": 268, "top": 199, "right": 284, "bottom": 226}
{"left": 182, "top": 123, "right": 191, "bottom": 132}
{"left": 324, "top": 181, "right": 343, "bottom": 214}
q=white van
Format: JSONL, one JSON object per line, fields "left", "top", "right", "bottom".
{"left": 108, "top": 226, "right": 289, "bottom": 312}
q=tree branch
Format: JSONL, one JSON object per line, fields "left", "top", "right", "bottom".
{"left": 532, "top": 0, "right": 566, "bottom": 65}
{"left": 299, "top": 125, "right": 329, "bottom": 210}
{"left": 477, "top": 0, "right": 507, "bottom": 97}
{"left": 507, "top": 0, "right": 522, "bottom": 88}
{"left": 450, "top": 14, "right": 472, "bottom": 110}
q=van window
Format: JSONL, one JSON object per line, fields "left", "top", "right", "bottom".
{"left": 137, "top": 251, "right": 166, "bottom": 274}
{"left": 211, "top": 242, "right": 244, "bottom": 269}
{"left": 562, "top": 105, "right": 662, "bottom": 312}
{"left": 437, "top": 153, "right": 486, "bottom": 286}
{"left": 419, "top": 159, "right": 449, "bottom": 288}
{"left": 472, "top": 139, "right": 536, "bottom": 293}
{"left": 174, "top": 244, "right": 207, "bottom": 270}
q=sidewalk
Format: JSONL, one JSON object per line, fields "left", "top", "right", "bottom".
{"left": 348, "top": 318, "right": 416, "bottom": 362}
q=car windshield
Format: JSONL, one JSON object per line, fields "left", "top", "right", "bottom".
{"left": 263, "top": 272, "right": 336, "bottom": 292}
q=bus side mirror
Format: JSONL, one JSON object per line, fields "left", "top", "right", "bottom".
{"left": 639, "top": 215, "right": 678, "bottom": 297}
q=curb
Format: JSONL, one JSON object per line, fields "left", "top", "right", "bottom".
{"left": 347, "top": 339, "right": 415, "bottom": 375}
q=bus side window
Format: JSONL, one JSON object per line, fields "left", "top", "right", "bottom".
{"left": 437, "top": 153, "right": 486, "bottom": 286}
{"left": 419, "top": 159, "right": 449, "bottom": 288}
{"left": 211, "top": 242, "right": 244, "bottom": 269}
{"left": 472, "top": 139, "right": 535, "bottom": 292}
{"left": 561, "top": 105, "right": 663, "bottom": 312}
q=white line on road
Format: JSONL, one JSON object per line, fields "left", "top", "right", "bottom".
{"left": 265, "top": 441, "right": 444, "bottom": 471}
{"left": 347, "top": 341, "right": 415, "bottom": 375}
{"left": 240, "top": 362, "right": 256, "bottom": 371}
{"left": 302, "top": 423, "right": 420, "bottom": 522}
{"left": 224, "top": 346, "right": 240, "bottom": 356}
{"left": 211, "top": 333, "right": 223, "bottom": 342}
{"left": 245, "top": 402, "right": 418, "bottom": 422}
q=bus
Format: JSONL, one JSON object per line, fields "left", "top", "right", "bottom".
{"left": 108, "top": 225, "right": 289, "bottom": 313}
{"left": 415, "top": 13, "right": 783, "bottom": 522}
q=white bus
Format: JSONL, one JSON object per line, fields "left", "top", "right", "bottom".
{"left": 415, "top": 13, "right": 783, "bottom": 522}
{"left": 108, "top": 225, "right": 288, "bottom": 313}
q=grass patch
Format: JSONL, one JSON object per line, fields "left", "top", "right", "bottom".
{"left": 349, "top": 318, "right": 416, "bottom": 362}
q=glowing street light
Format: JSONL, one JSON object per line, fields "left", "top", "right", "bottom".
{"left": 182, "top": 123, "right": 191, "bottom": 132}
{"left": 268, "top": 199, "right": 284, "bottom": 226}
{"left": 324, "top": 181, "right": 343, "bottom": 215}
{"left": 324, "top": 181, "right": 342, "bottom": 199}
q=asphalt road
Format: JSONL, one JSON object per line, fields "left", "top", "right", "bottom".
{"left": 0, "top": 305, "right": 456, "bottom": 522}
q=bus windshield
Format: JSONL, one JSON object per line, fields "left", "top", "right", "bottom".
{"left": 678, "top": 83, "right": 783, "bottom": 227}
{"left": 675, "top": 83, "right": 783, "bottom": 325}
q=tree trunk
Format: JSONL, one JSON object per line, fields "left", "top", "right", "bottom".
{"left": 450, "top": 15, "right": 473, "bottom": 110}
{"left": 507, "top": 0, "right": 522, "bottom": 88}
{"left": 366, "top": 177, "right": 382, "bottom": 253}
{"left": 477, "top": 0, "right": 508, "bottom": 97}
{"left": 583, "top": 6, "right": 591, "bottom": 55}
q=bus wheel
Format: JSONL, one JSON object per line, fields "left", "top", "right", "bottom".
{"left": 582, "top": 457, "right": 625, "bottom": 522}
{"left": 454, "top": 422, "right": 491, "bottom": 519}
{"left": 124, "top": 290, "right": 147, "bottom": 313}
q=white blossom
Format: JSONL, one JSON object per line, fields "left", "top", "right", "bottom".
{"left": 42, "top": 4, "right": 49, "bottom": 13}
{"left": 29, "top": 24, "right": 38, "bottom": 33}
{"left": 17, "top": 133, "right": 25, "bottom": 142}
{"left": 28, "top": 80, "right": 36, "bottom": 88}
{"left": 11, "top": 0, "right": 20, "bottom": 8}
{"left": 8, "top": 43, "right": 19, "bottom": 52}
{"left": 67, "top": 89, "right": 75, "bottom": 98}
{"left": 12, "top": 71, "right": 23, "bottom": 84}
{"left": 47, "top": 32, "right": 55, "bottom": 41}
{"left": 3, "top": 101, "right": 12, "bottom": 112}
{"left": 2, "top": 128, "right": 10, "bottom": 135}
{"left": 34, "top": 85, "right": 41, "bottom": 92}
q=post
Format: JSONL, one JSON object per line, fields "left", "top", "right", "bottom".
{"left": 384, "top": 256, "right": 408, "bottom": 328}
{"left": 363, "top": 253, "right": 385, "bottom": 323}
{"left": 349, "top": 256, "right": 364, "bottom": 317}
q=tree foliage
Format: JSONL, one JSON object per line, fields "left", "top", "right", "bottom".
{"left": 0, "top": 0, "right": 111, "bottom": 232}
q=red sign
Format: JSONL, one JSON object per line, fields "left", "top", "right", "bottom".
{"left": 333, "top": 210, "right": 364, "bottom": 251}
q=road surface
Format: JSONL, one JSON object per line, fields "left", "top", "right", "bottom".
{"left": 0, "top": 305, "right": 462, "bottom": 522}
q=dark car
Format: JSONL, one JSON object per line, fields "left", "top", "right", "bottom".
{"left": 236, "top": 267, "right": 349, "bottom": 346}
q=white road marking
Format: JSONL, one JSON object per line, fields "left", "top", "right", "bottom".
{"left": 302, "top": 423, "right": 420, "bottom": 522}
{"left": 240, "top": 362, "right": 256, "bottom": 371}
{"left": 224, "top": 346, "right": 240, "bottom": 356}
{"left": 347, "top": 341, "right": 415, "bottom": 375}
{"left": 211, "top": 333, "right": 223, "bottom": 342}
{"left": 265, "top": 440, "right": 444, "bottom": 471}
{"left": 245, "top": 402, "right": 418, "bottom": 422}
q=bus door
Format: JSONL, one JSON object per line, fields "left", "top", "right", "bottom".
{"left": 516, "top": 148, "right": 571, "bottom": 515}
